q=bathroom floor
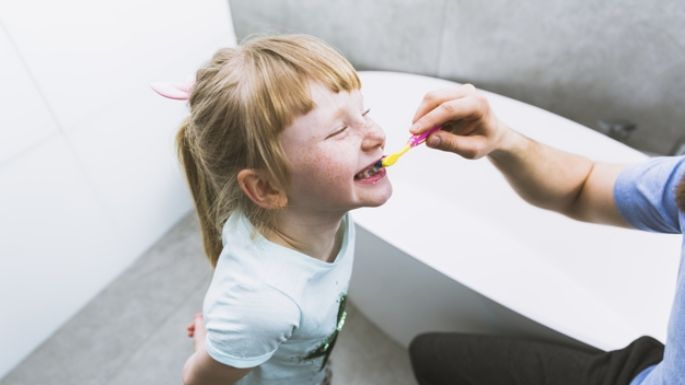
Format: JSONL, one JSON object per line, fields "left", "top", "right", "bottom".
{"left": 0, "top": 213, "right": 417, "bottom": 385}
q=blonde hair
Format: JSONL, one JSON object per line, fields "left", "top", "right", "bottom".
{"left": 177, "top": 34, "right": 360, "bottom": 266}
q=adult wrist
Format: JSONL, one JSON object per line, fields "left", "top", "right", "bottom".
{"left": 490, "top": 124, "right": 525, "bottom": 161}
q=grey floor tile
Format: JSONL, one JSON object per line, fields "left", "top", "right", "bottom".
{"left": 331, "top": 303, "right": 417, "bottom": 385}
{"left": 1, "top": 213, "right": 211, "bottom": 385}
{"left": 106, "top": 279, "right": 209, "bottom": 385}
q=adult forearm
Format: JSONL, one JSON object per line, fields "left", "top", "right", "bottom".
{"left": 488, "top": 127, "right": 594, "bottom": 215}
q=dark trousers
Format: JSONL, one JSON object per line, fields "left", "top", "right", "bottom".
{"left": 409, "top": 333, "right": 664, "bottom": 385}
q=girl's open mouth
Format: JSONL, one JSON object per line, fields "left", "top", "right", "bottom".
{"left": 354, "top": 160, "right": 386, "bottom": 182}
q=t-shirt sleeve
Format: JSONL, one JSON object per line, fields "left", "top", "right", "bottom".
{"left": 202, "top": 282, "right": 301, "bottom": 368}
{"left": 614, "top": 155, "right": 685, "bottom": 234}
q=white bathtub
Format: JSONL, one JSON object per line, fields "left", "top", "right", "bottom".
{"left": 349, "top": 71, "right": 682, "bottom": 351}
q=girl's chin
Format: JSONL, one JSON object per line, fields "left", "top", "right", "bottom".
{"left": 359, "top": 182, "right": 393, "bottom": 207}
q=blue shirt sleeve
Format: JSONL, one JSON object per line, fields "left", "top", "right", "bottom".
{"left": 614, "top": 156, "right": 685, "bottom": 234}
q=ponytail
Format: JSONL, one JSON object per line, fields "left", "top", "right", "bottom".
{"left": 176, "top": 120, "right": 223, "bottom": 266}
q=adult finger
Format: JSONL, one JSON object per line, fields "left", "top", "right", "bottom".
{"left": 411, "top": 84, "right": 476, "bottom": 126}
{"left": 426, "top": 131, "right": 488, "bottom": 159}
{"left": 411, "top": 96, "right": 482, "bottom": 136}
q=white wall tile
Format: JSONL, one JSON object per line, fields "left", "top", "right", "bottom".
{"left": 67, "top": 88, "right": 193, "bottom": 261}
{"left": 0, "top": 136, "right": 124, "bottom": 377}
{"left": 0, "top": 23, "right": 58, "bottom": 164}
{"left": 0, "top": 0, "right": 236, "bottom": 133}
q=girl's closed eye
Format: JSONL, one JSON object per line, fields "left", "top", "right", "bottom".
{"left": 325, "top": 108, "right": 372, "bottom": 140}
{"left": 326, "top": 125, "right": 348, "bottom": 140}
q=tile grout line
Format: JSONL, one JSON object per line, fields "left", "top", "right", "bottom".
{"left": 0, "top": 131, "right": 61, "bottom": 169}
{"left": 0, "top": 22, "right": 68, "bottom": 138}
{"left": 102, "top": 270, "right": 211, "bottom": 385}
{"left": 434, "top": 0, "right": 451, "bottom": 77}
{"left": 0, "top": 20, "right": 121, "bottom": 241}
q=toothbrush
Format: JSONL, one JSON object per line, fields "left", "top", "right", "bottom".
{"left": 374, "top": 125, "right": 443, "bottom": 169}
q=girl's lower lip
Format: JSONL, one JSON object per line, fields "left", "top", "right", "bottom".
{"left": 355, "top": 167, "right": 387, "bottom": 184}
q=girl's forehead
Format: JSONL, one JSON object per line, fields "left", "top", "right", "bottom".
{"left": 303, "top": 83, "right": 361, "bottom": 122}
{"left": 308, "top": 82, "right": 361, "bottom": 109}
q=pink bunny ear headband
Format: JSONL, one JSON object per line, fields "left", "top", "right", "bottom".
{"left": 150, "top": 80, "right": 194, "bottom": 101}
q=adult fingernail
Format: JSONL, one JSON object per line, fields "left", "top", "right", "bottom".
{"left": 428, "top": 135, "right": 441, "bottom": 147}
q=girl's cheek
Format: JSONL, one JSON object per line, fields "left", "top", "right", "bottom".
{"left": 307, "top": 142, "right": 358, "bottom": 179}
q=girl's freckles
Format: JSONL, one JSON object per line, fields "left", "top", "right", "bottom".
{"left": 292, "top": 155, "right": 346, "bottom": 183}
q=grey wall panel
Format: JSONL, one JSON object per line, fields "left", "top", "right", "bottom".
{"left": 436, "top": 0, "right": 685, "bottom": 154}
{"left": 230, "top": 0, "right": 447, "bottom": 79}
{"left": 228, "top": 0, "right": 685, "bottom": 154}
{"left": 229, "top": 0, "right": 288, "bottom": 38}
{"left": 279, "top": 0, "right": 448, "bottom": 77}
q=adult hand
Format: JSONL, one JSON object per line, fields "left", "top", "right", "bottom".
{"left": 410, "top": 84, "right": 511, "bottom": 159}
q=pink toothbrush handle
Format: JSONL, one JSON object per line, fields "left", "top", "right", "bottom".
{"left": 408, "top": 125, "right": 443, "bottom": 147}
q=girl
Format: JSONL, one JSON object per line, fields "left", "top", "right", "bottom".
{"left": 155, "top": 35, "right": 392, "bottom": 385}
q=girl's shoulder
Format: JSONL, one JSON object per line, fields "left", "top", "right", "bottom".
{"left": 204, "top": 275, "right": 301, "bottom": 334}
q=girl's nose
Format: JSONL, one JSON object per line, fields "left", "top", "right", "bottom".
{"left": 361, "top": 122, "right": 386, "bottom": 152}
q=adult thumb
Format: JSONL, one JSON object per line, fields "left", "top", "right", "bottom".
{"left": 427, "top": 132, "right": 483, "bottom": 159}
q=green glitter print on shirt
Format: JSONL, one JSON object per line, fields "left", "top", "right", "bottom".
{"left": 303, "top": 293, "right": 348, "bottom": 369}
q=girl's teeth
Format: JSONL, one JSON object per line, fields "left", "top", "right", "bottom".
{"left": 357, "top": 165, "right": 380, "bottom": 180}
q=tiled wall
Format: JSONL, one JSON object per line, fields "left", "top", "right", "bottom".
{"left": 0, "top": 1, "right": 236, "bottom": 378}
{"left": 229, "top": 0, "right": 685, "bottom": 155}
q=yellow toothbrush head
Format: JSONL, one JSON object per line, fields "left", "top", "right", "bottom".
{"left": 377, "top": 125, "right": 443, "bottom": 169}
{"left": 381, "top": 144, "right": 410, "bottom": 167}
{"left": 381, "top": 154, "right": 399, "bottom": 167}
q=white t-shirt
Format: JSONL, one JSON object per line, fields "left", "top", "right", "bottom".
{"left": 202, "top": 211, "right": 355, "bottom": 385}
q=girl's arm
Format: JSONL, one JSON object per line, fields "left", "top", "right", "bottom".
{"left": 183, "top": 314, "right": 251, "bottom": 385}
{"left": 182, "top": 349, "right": 251, "bottom": 385}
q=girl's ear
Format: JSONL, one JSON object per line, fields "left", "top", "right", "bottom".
{"left": 237, "top": 169, "right": 288, "bottom": 209}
